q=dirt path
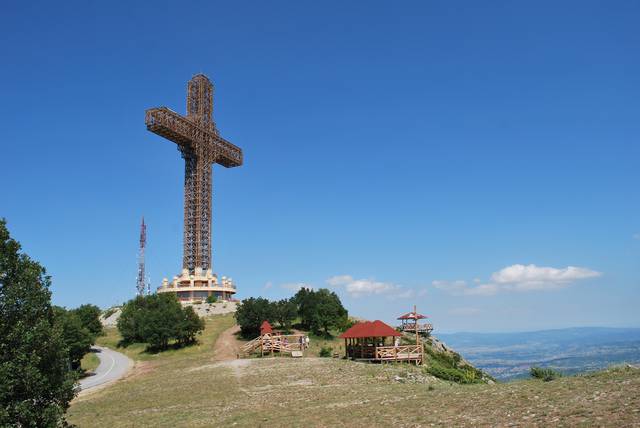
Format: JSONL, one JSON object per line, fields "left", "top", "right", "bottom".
{"left": 213, "top": 324, "right": 242, "bottom": 361}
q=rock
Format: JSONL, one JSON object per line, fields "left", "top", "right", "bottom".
{"left": 100, "top": 308, "right": 122, "bottom": 327}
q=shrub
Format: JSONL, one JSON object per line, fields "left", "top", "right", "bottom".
{"left": 206, "top": 294, "right": 217, "bottom": 304}
{"left": 423, "top": 345, "right": 489, "bottom": 384}
{"left": 319, "top": 346, "right": 333, "bottom": 358}
{"left": 530, "top": 366, "right": 562, "bottom": 381}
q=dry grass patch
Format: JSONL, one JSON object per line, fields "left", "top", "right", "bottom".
{"left": 69, "top": 317, "right": 640, "bottom": 427}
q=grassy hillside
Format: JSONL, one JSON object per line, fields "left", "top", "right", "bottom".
{"left": 69, "top": 316, "right": 640, "bottom": 427}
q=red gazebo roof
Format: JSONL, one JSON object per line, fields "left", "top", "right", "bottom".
{"left": 397, "top": 311, "right": 428, "bottom": 320}
{"left": 260, "top": 320, "right": 273, "bottom": 335}
{"left": 339, "top": 320, "right": 402, "bottom": 339}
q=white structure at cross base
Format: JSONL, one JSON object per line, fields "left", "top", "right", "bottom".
{"left": 157, "top": 267, "right": 236, "bottom": 302}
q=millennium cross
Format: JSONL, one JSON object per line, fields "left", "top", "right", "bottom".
{"left": 145, "top": 74, "right": 243, "bottom": 274}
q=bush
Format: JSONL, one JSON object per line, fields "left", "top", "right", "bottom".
{"left": 423, "top": 345, "right": 488, "bottom": 384}
{"left": 319, "top": 346, "right": 333, "bottom": 358}
{"left": 206, "top": 294, "right": 217, "bottom": 304}
{"left": 0, "top": 219, "right": 77, "bottom": 426}
{"left": 117, "top": 293, "right": 205, "bottom": 351}
{"left": 530, "top": 366, "right": 562, "bottom": 381}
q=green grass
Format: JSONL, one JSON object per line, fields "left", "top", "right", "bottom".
{"left": 95, "top": 314, "right": 235, "bottom": 362}
{"left": 305, "top": 332, "right": 343, "bottom": 357}
{"left": 80, "top": 352, "right": 100, "bottom": 373}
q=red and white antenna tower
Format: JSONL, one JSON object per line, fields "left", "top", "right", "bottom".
{"left": 136, "top": 217, "right": 148, "bottom": 296}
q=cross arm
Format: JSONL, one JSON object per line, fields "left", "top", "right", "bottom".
{"left": 145, "top": 107, "right": 243, "bottom": 167}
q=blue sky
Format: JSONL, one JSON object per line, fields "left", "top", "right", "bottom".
{"left": 1, "top": 1, "right": 638, "bottom": 332}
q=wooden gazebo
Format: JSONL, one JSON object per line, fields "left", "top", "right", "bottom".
{"left": 340, "top": 320, "right": 423, "bottom": 364}
{"left": 397, "top": 305, "right": 433, "bottom": 335}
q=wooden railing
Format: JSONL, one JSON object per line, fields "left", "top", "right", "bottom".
{"left": 399, "top": 323, "right": 433, "bottom": 333}
{"left": 375, "top": 345, "right": 423, "bottom": 361}
{"left": 240, "top": 334, "right": 307, "bottom": 357}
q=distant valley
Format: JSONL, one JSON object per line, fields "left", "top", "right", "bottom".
{"left": 437, "top": 327, "right": 640, "bottom": 381}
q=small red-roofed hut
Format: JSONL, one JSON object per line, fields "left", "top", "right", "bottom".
{"left": 339, "top": 320, "right": 422, "bottom": 364}
{"left": 260, "top": 320, "right": 273, "bottom": 335}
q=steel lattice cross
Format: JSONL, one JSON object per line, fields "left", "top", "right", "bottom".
{"left": 145, "top": 74, "right": 243, "bottom": 273}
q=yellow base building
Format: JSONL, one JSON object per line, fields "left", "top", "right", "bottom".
{"left": 158, "top": 267, "right": 236, "bottom": 302}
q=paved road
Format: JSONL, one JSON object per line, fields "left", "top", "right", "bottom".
{"left": 79, "top": 346, "right": 133, "bottom": 393}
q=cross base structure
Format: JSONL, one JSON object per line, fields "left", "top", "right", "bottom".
{"left": 159, "top": 267, "right": 236, "bottom": 303}
{"left": 146, "top": 74, "right": 242, "bottom": 303}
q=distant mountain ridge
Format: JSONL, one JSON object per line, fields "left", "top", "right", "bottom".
{"left": 437, "top": 327, "right": 640, "bottom": 380}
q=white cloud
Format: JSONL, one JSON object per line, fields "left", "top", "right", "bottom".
{"left": 634, "top": 233, "right": 640, "bottom": 240}
{"left": 326, "top": 275, "right": 354, "bottom": 287}
{"left": 327, "top": 275, "right": 416, "bottom": 299}
{"left": 490, "top": 264, "right": 601, "bottom": 291}
{"left": 263, "top": 281, "right": 273, "bottom": 290}
{"left": 433, "top": 264, "right": 602, "bottom": 296}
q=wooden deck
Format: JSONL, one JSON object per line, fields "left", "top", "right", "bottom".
{"left": 240, "top": 334, "right": 307, "bottom": 357}
{"left": 399, "top": 323, "right": 433, "bottom": 334}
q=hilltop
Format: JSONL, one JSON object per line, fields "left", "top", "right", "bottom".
{"left": 68, "top": 315, "right": 640, "bottom": 427}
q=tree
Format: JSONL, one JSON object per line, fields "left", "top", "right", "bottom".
{"left": 54, "top": 306, "right": 94, "bottom": 370}
{"left": 138, "top": 294, "right": 183, "bottom": 350}
{"left": 234, "top": 297, "right": 274, "bottom": 338}
{"left": 117, "top": 295, "right": 147, "bottom": 344}
{"left": 0, "top": 219, "right": 77, "bottom": 426}
{"left": 206, "top": 294, "right": 217, "bottom": 304}
{"left": 117, "top": 293, "right": 205, "bottom": 351}
{"left": 309, "top": 289, "right": 348, "bottom": 336}
{"left": 72, "top": 303, "right": 103, "bottom": 337}
{"left": 292, "top": 287, "right": 315, "bottom": 329}
{"left": 292, "top": 288, "right": 348, "bottom": 336}
{"left": 273, "top": 299, "right": 297, "bottom": 332}
{"left": 176, "top": 306, "right": 205, "bottom": 346}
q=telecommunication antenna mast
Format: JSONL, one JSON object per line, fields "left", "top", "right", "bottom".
{"left": 136, "top": 217, "right": 147, "bottom": 296}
